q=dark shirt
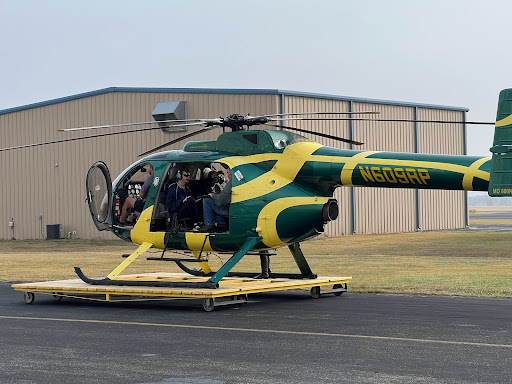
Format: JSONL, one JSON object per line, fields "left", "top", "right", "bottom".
{"left": 166, "top": 182, "right": 192, "bottom": 214}
{"left": 193, "top": 177, "right": 216, "bottom": 196}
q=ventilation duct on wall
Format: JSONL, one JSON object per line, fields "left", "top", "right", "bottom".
{"left": 152, "top": 101, "right": 187, "bottom": 132}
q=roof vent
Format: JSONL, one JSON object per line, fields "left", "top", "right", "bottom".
{"left": 152, "top": 101, "right": 187, "bottom": 132}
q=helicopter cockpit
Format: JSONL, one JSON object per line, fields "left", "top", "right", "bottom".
{"left": 266, "top": 130, "right": 312, "bottom": 150}
{"left": 114, "top": 163, "right": 154, "bottom": 225}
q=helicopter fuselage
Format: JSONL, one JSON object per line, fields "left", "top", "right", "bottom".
{"left": 93, "top": 130, "right": 490, "bottom": 254}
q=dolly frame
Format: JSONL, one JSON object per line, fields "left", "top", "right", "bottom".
{"left": 13, "top": 273, "right": 350, "bottom": 312}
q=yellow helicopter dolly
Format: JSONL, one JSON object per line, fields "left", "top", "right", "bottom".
{"left": 3, "top": 90, "right": 510, "bottom": 293}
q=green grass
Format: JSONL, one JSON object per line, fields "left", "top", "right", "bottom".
{"left": 1, "top": 231, "right": 511, "bottom": 297}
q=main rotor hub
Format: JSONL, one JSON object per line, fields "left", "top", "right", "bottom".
{"left": 214, "top": 114, "right": 270, "bottom": 131}
{"left": 223, "top": 114, "right": 246, "bottom": 131}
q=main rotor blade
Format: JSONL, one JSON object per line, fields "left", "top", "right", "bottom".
{"left": 266, "top": 124, "right": 363, "bottom": 146}
{"left": 262, "top": 111, "right": 380, "bottom": 118}
{"left": 155, "top": 121, "right": 209, "bottom": 129}
{"left": 59, "top": 118, "right": 206, "bottom": 132}
{"left": 272, "top": 117, "right": 495, "bottom": 125}
{"left": 0, "top": 126, "right": 161, "bottom": 152}
{"left": 138, "top": 127, "right": 218, "bottom": 157}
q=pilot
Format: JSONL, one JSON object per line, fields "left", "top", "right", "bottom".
{"left": 119, "top": 164, "right": 154, "bottom": 225}
{"left": 198, "top": 166, "right": 231, "bottom": 232}
{"left": 166, "top": 169, "right": 199, "bottom": 229}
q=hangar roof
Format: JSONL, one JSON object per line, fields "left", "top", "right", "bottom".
{"left": 0, "top": 87, "right": 469, "bottom": 116}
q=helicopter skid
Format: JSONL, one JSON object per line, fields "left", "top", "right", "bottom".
{"left": 74, "top": 267, "right": 219, "bottom": 289}
{"left": 12, "top": 273, "right": 351, "bottom": 311}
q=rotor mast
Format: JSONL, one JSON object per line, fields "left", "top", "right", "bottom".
{"left": 208, "top": 114, "right": 269, "bottom": 131}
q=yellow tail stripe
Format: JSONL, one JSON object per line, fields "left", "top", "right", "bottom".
{"left": 223, "top": 145, "right": 490, "bottom": 198}
{"left": 462, "top": 157, "right": 492, "bottom": 190}
{"left": 310, "top": 155, "right": 491, "bottom": 184}
{"left": 496, "top": 114, "right": 512, "bottom": 127}
{"left": 340, "top": 151, "right": 379, "bottom": 186}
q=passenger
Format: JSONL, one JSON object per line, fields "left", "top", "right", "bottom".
{"left": 194, "top": 167, "right": 219, "bottom": 196}
{"left": 166, "top": 169, "right": 199, "bottom": 229}
{"left": 119, "top": 164, "right": 154, "bottom": 225}
{"left": 198, "top": 167, "right": 231, "bottom": 232}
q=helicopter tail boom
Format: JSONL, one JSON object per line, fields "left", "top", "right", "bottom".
{"left": 328, "top": 149, "right": 491, "bottom": 191}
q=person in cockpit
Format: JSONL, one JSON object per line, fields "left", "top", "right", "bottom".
{"left": 119, "top": 164, "right": 154, "bottom": 225}
{"left": 166, "top": 169, "right": 199, "bottom": 229}
{"left": 198, "top": 166, "right": 231, "bottom": 232}
{"left": 194, "top": 167, "right": 220, "bottom": 196}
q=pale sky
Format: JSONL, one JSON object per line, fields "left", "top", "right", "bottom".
{"left": 0, "top": 0, "right": 508, "bottom": 156}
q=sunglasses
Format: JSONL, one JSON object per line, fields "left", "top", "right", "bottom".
{"left": 183, "top": 173, "right": 191, "bottom": 177}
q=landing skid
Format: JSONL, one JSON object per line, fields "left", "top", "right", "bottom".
{"left": 175, "top": 260, "right": 316, "bottom": 280}
{"left": 74, "top": 238, "right": 320, "bottom": 289}
{"left": 168, "top": 242, "right": 318, "bottom": 280}
{"left": 74, "top": 267, "right": 218, "bottom": 288}
{"left": 74, "top": 237, "right": 264, "bottom": 289}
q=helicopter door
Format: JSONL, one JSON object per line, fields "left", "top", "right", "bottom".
{"left": 86, "top": 161, "right": 113, "bottom": 231}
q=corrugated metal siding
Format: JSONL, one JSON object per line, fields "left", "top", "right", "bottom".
{"left": 0, "top": 92, "right": 279, "bottom": 240}
{"left": 352, "top": 103, "right": 417, "bottom": 234}
{"left": 283, "top": 96, "right": 352, "bottom": 236}
{"left": 417, "top": 108, "right": 465, "bottom": 230}
{"left": 0, "top": 90, "right": 467, "bottom": 239}
{"left": 281, "top": 99, "right": 466, "bottom": 235}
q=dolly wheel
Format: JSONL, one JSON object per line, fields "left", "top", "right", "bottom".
{"left": 24, "top": 292, "right": 35, "bottom": 304}
{"left": 52, "top": 293, "right": 63, "bottom": 301}
{"left": 203, "top": 298, "right": 215, "bottom": 312}
{"left": 310, "top": 286, "right": 321, "bottom": 299}
{"left": 333, "top": 284, "right": 344, "bottom": 296}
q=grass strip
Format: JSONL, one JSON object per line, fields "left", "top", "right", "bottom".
{"left": 1, "top": 231, "right": 511, "bottom": 297}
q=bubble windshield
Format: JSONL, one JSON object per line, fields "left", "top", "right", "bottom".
{"left": 266, "top": 130, "right": 312, "bottom": 150}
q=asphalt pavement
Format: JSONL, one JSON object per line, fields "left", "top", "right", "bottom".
{"left": 0, "top": 283, "right": 510, "bottom": 384}
{"left": 467, "top": 209, "right": 512, "bottom": 231}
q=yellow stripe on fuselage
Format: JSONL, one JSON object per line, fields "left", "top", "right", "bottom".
{"left": 340, "top": 151, "right": 379, "bottom": 186}
{"left": 130, "top": 206, "right": 165, "bottom": 249}
{"left": 310, "top": 154, "right": 491, "bottom": 188}
{"left": 462, "top": 157, "right": 492, "bottom": 190}
{"left": 185, "top": 232, "right": 214, "bottom": 252}
{"left": 222, "top": 142, "right": 323, "bottom": 203}
{"left": 218, "top": 143, "right": 491, "bottom": 204}
{"left": 257, "top": 196, "right": 330, "bottom": 248}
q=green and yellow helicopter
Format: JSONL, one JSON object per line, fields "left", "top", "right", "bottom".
{"left": 4, "top": 89, "right": 512, "bottom": 289}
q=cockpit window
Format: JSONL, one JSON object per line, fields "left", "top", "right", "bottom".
{"left": 266, "top": 130, "right": 312, "bottom": 149}
{"left": 243, "top": 133, "right": 258, "bottom": 145}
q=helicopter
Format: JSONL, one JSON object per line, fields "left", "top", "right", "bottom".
{"left": 2, "top": 89, "right": 511, "bottom": 289}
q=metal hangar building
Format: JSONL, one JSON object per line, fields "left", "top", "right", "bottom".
{"left": 0, "top": 87, "right": 468, "bottom": 240}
